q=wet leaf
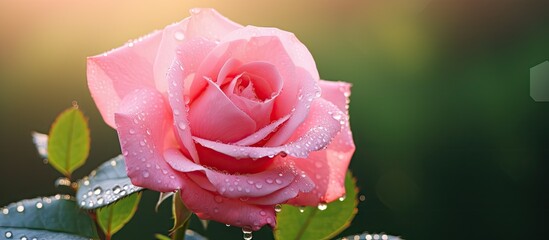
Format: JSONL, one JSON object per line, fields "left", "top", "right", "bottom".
{"left": 0, "top": 195, "right": 99, "bottom": 240}
{"left": 76, "top": 155, "right": 143, "bottom": 209}
{"left": 97, "top": 192, "right": 141, "bottom": 238}
{"left": 47, "top": 107, "right": 90, "bottom": 177}
{"left": 275, "top": 171, "right": 358, "bottom": 240}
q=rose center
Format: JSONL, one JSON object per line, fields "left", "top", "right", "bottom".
{"left": 222, "top": 72, "right": 273, "bottom": 102}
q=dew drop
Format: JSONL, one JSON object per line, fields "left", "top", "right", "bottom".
{"left": 21, "top": 236, "right": 27, "bottom": 240}
{"left": 129, "top": 129, "right": 136, "bottom": 134}
{"left": 16, "top": 205, "right": 24, "bottom": 213}
{"left": 359, "top": 195, "right": 366, "bottom": 201}
{"left": 174, "top": 31, "right": 185, "bottom": 41}
{"left": 143, "top": 171, "right": 150, "bottom": 178}
{"left": 226, "top": 224, "right": 231, "bottom": 227}
{"left": 190, "top": 8, "right": 201, "bottom": 14}
{"left": 35, "top": 202, "right": 43, "bottom": 209}
{"left": 265, "top": 178, "right": 273, "bottom": 184}
{"left": 214, "top": 195, "right": 223, "bottom": 203}
{"left": 2, "top": 208, "right": 9, "bottom": 214}
{"left": 110, "top": 160, "right": 117, "bottom": 167}
{"left": 178, "top": 122, "right": 187, "bottom": 130}
{"left": 274, "top": 204, "right": 282, "bottom": 213}
{"left": 317, "top": 203, "right": 327, "bottom": 211}
{"left": 298, "top": 207, "right": 305, "bottom": 213}
{"left": 255, "top": 183, "right": 263, "bottom": 189}
{"left": 339, "top": 195, "right": 346, "bottom": 201}
{"left": 93, "top": 187, "right": 102, "bottom": 195}
{"left": 259, "top": 210, "right": 266, "bottom": 216}
{"left": 97, "top": 197, "right": 104, "bottom": 205}
{"left": 113, "top": 186, "right": 121, "bottom": 194}
{"left": 333, "top": 114, "right": 342, "bottom": 121}
{"left": 139, "top": 141, "right": 146, "bottom": 146}
{"left": 275, "top": 178, "right": 283, "bottom": 185}
{"left": 4, "top": 231, "right": 12, "bottom": 238}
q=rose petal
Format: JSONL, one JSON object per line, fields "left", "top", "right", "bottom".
{"left": 244, "top": 170, "right": 315, "bottom": 205}
{"left": 234, "top": 114, "right": 290, "bottom": 146}
{"left": 154, "top": 8, "right": 242, "bottom": 92}
{"left": 221, "top": 25, "right": 319, "bottom": 82}
{"left": 287, "top": 80, "right": 355, "bottom": 205}
{"left": 114, "top": 88, "right": 183, "bottom": 192}
{"left": 166, "top": 37, "right": 219, "bottom": 162}
{"left": 266, "top": 67, "right": 320, "bottom": 146}
{"left": 87, "top": 31, "right": 162, "bottom": 127}
{"left": 188, "top": 77, "right": 257, "bottom": 143}
{"left": 178, "top": 174, "right": 276, "bottom": 230}
{"left": 224, "top": 62, "right": 283, "bottom": 127}
{"left": 189, "top": 36, "right": 296, "bottom": 106}
{"left": 164, "top": 148, "right": 297, "bottom": 198}
{"left": 193, "top": 98, "right": 343, "bottom": 159}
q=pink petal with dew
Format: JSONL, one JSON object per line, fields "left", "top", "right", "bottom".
{"left": 193, "top": 97, "right": 344, "bottom": 159}
{"left": 154, "top": 8, "right": 242, "bottom": 92}
{"left": 166, "top": 37, "right": 219, "bottom": 162}
{"left": 87, "top": 30, "right": 162, "bottom": 127}
{"left": 164, "top": 148, "right": 312, "bottom": 199}
{"left": 266, "top": 67, "right": 320, "bottom": 146}
{"left": 114, "top": 88, "right": 183, "bottom": 192}
{"left": 288, "top": 80, "right": 355, "bottom": 206}
{"left": 178, "top": 174, "right": 276, "bottom": 230}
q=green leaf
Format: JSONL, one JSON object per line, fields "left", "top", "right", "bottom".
{"left": 47, "top": 107, "right": 90, "bottom": 177}
{"left": 156, "top": 233, "right": 172, "bottom": 240}
{"left": 275, "top": 171, "right": 358, "bottom": 240}
{"left": 0, "top": 195, "right": 99, "bottom": 239}
{"left": 96, "top": 192, "right": 141, "bottom": 238}
{"left": 76, "top": 155, "right": 144, "bottom": 209}
{"left": 171, "top": 190, "right": 192, "bottom": 233}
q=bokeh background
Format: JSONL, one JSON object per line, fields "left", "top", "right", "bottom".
{"left": 1, "top": 0, "right": 548, "bottom": 239}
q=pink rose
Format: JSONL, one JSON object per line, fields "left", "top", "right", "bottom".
{"left": 87, "top": 8, "right": 354, "bottom": 230}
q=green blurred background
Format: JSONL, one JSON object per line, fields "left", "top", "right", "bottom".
{"left": 1, "top": 0, "right": 548, "bottom": 239}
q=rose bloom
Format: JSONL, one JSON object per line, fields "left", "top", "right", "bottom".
{"left": 87, "top": 8, "right": 354, "bottom": 230}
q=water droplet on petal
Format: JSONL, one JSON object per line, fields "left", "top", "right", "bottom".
{"left": 214, "top": 195, "right": 223, "bottom": 203}
{"left": 339, "top": 195, "right": 346, "bottom": 201}
{"left": 275, "top": 178, "right": 283, "bottom": 185}
{"left": 174, "top": 31, "right": 185, "bottom": 41}
{"left": 178, "top": 122, "right": 187, "bottom": 130}
{"left": 35, "top": 202, "right": 43, "bottom": 209}
{"left": 266, "top": 178, "right": 273, "bottom": 184}
{"left": 255, "top": 183, "right": 263, "bottom": 189}
{"left": 143, "top": 171, "right": 150, "bottom": 178}
{"left": 16, "top": 205, "right": 24, "bottom": 213}
{"left": 1, "top": 208, "right": 8, "bottom": 214}
{"left": 298, "top": 207, "right": 305, "bottom": 213}
{"left": 4, "top": 231, "right": 12, "bottom": 238}
{"left": 129, "top": 129, "right": 135, "bottom": 134}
